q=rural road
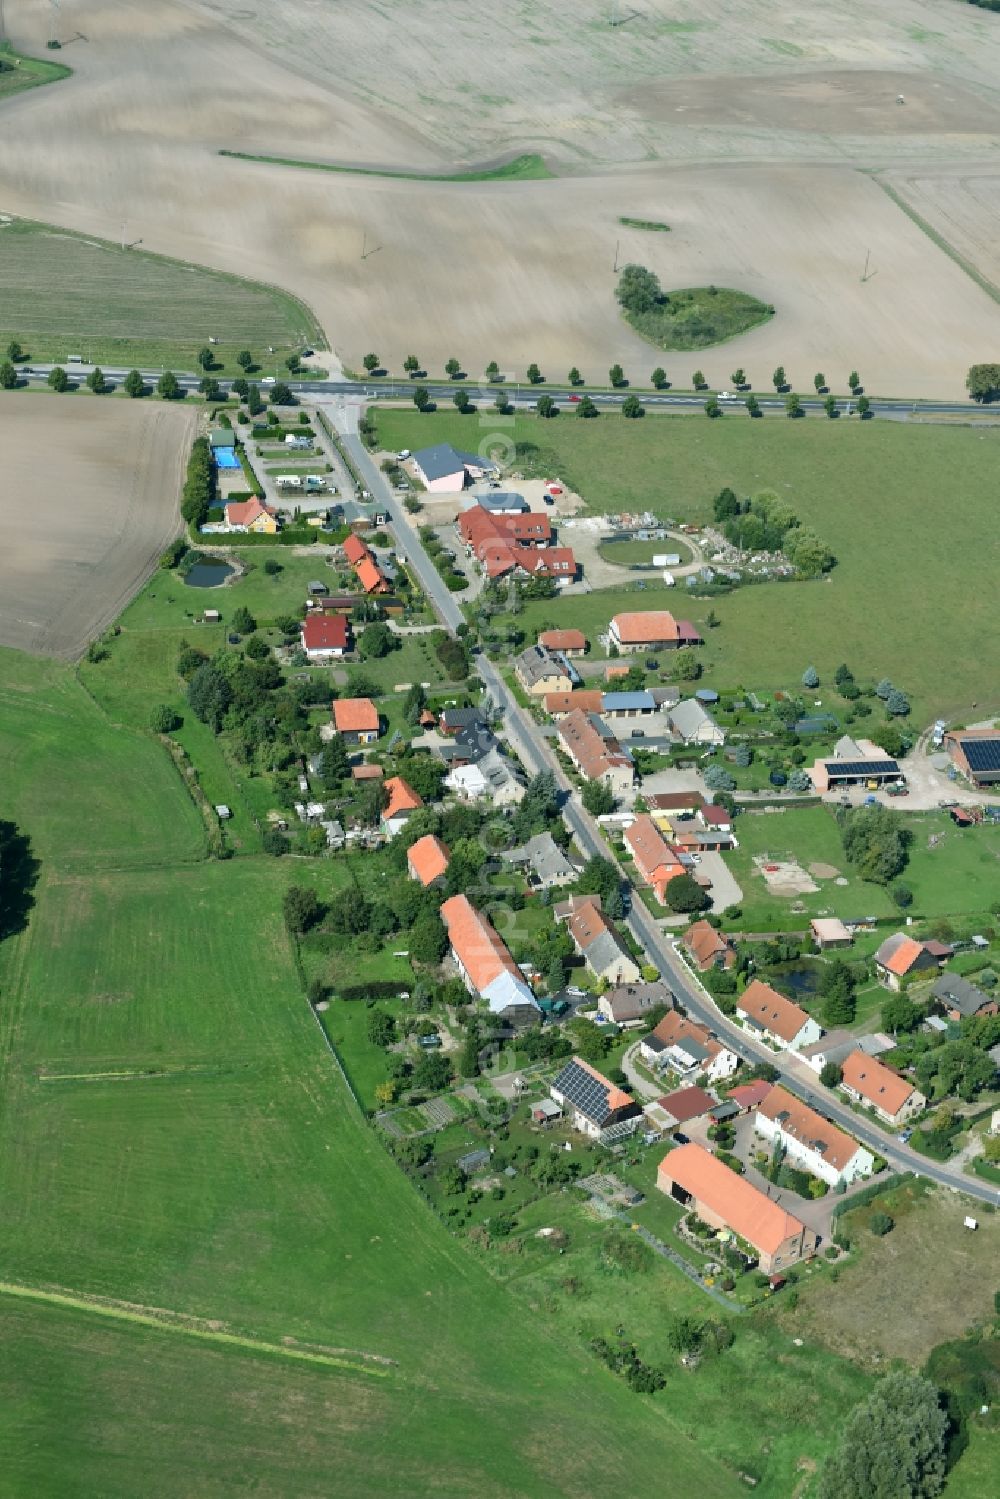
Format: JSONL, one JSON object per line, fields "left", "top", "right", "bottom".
{"left": 16, "top": 366, "right": 995, "bottom": 420}
{"left": 336, "top": 421, "right": 1000, "bottom": 1210}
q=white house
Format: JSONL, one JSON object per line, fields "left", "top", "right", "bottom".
{"left": 754, "top": 1084, "right": 874, "bottom": 1187}
{"left": 667, "top": 698, "right": 725, "bottom": 746}
{"left": 639, "top": 1011, "right": 739, "bottom": 1083}
{"left": 736, "top": 979, "right": 822, "bottom": 1052}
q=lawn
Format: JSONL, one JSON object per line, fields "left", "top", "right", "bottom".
{"left": 0, "top": 217, "right": 324, "bottom": 377}
{"left": 375, "top": 409, "right": 1000, "bottom": 720}
{"left": 0, "top": 653, "right": 745, "bottom": 1497}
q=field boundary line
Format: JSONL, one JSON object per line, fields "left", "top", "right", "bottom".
{"left": 869, "top": 173, "right": 1000, "bottom": 308}
{"left": 0, "top": 1280, "right": 394, "bottom": 1377}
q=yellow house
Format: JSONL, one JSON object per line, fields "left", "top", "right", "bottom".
{"left": 225, "top": 499, "right": 280, "bottom": 534}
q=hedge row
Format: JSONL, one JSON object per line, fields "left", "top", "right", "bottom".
{"left": 830, "top": 1171, "right": 913, "bottom": 1219}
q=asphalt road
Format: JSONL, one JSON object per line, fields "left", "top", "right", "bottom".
{"left": 351, "top": 454, "right": 1000, "bottom": 1209}
{"left": 14, "top": 364, "right": 991, "bottom": 419}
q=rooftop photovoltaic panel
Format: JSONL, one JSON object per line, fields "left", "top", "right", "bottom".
{"left": 962, "top": 739, "right": 1000, "bottom": 773}
{"left": 827, "top": 759, "right": 899, "bottom": 777}
{"left": 553, "top": 1061, "right": 611, "bottom": 1121}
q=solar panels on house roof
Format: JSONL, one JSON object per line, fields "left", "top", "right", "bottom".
{"left": 963, "top": 738, "right": 1000, "bottom": 773}
{"left": 827, "top": 759, "right": 899, "bottom": 778}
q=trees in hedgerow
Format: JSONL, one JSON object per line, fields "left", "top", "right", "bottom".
{"left": 608, "top": 363, "right": 626, "bottom": 388}
{"left": 856, "top": 394, "right": 872, "bottom": 418}
{"left": 445, "top": 357, "right": 461, "bottom": 379}
{"left": 824, "top": 393, "right": 838, "bottom": 418}
{"left": 576, "top": 395, "right": 598, "bottom": 418}
{"left": 123, "top": 368, "right": 144, "bottom": 398}
{"left": 704, "top": 395, "right": 721, "bottom": 418}
{"left": 691, "top": 369, "right": 706, "bottom": 389}
{"left": 651, "top": 366, "right": 668, "bottom": 389}
{"left": 621, "top": 394, "right": 644, "bottom": 419}
{"left": 7, "top": 339, "right": 24, "bottom": 362}
{"left": 237, "top": 350, "right": 254, "bottom": 372}
{"left": 48, "top": 366, "right": 69, "bottom": 392}
{"left": 403, "top": 354, "right": 420, "bottom": 377}
{"left": 731, "top": 368, "right": 746, "bottom": 389}
{"left": 772, "top": 365, "right": 786, "bottom": 391}
{"left": 157, "top": 370, "right": 180, "bottom": 400}
{"left": 536, "top": 394, "right": 556, "bottom": 418}
{"left": 785, "top": 392, "right": 803, "bottom": 418}
{"left": 526, "top": 362, "right": 543, "bottom": 384}
{"left": 567, "top": 365, "right": 582, "bottom": 386}
{"left": 199, "top": 376, "right": 222, "bottom": 401}
{"left": 817, "top": 1372, "right": 948, "bottom": 1499}
{"left": 848, "top": 370, "right": 861, "bottom": 394}
{"left": 839, "top": 804, "right": 910, "bottom": 884}
{"left": 413, "top": 386, "right": 431, "bottom": 411}
{"left": 86, "top": 366, "right": 108, "bottom": 394}
{"left": 180, "top": 435, "right": 214, "bottom": 528}
{"left": 0, "top": 361, "right": 17, "bottom": 390}
{"left": 197, "top": 347, "right": 214, "bottom": 371}
{"left": 814, "top": 372, "right": 826, "bottom": 392}
{"left": 363, "top": 352, "right": 380, "bottom": 374}
{"left": 745, "top": 393, "right": 761, "bottom": 417}
{"left": 453, "top": 389, "right": 471, "bottom": 413}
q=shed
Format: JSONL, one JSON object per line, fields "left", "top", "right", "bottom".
{"left": 308, "top": 580, "right": 329, "bottom": 596}
{"left": 214, "top": 804, "right": 231, "bottom": 820}
{"left": 457, "top": 1149, "right": 491, "bottom": 1174}
{"left": 532, "top": 1098, "right": 562, "bottom": 1124}
{"left": 203, "top": 609, "right": 221, "bottom": 623}
{"left": 695, "top": 689, "right": 719, "bottom": 704}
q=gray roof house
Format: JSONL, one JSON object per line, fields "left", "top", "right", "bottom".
{"left": 413, "top": 443, "right": 497, "bottom": 487}
{"left": 933, "top": 973, "right": 997, "bottom": 1019}
{"left": 502, "top": 832, "right": 575, "bottom": 891}
{"left": 598, "top": 980, "right": 673, "bottom": 1025}
{"left": 667, "top": 698, "right": 725, "bottom": 745}
{"left": 474, "top": 490, "right": 528, "bottom": 514}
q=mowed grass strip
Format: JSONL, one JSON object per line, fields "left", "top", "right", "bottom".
{"left": 375, "top": 409, "right": 1000, "bottom": 719}
{"left": 0, "top": 217, "right": 324, "bottom": 374}
{"left": 219, "top": 148, "right": 554, "bottom": 181}
{"left": 0, "top": 47, "right": 71, "bottom": 100}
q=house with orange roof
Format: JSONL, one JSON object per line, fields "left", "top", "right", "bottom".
{"left": 380, "top": 776, "right": 423, "bottom": 838}
{"left": 406, "top": 834, "right": 450, "bottom": 887}
{"left": 538, "top": 628, "right": 587, "bottom": 657}
{"left": 624, "top": 814, "right": 687, "bottom": 904}
{"left": 223, "top": 499, "right": 279, "bottom": 534}
{"left": 332, "top": 697, "right": 380, "bottom": 744}
{"left": 563, "top": 895, "right": 641, "bottom": 986}
{"left": 736, "top": 978, "right": 822, "bottom": 1052}
{"left": 873, "top": 932, "right": 946, "bottom": 991}
{"left": 355, "top": 556, "right": 389, "bottom": 594}
{"left": 840, "top": 1050, "right": 925, "bottom": 1126}
{"left": 608, "top": 610, "right": 702, "bottom": 654}
{"left": 681, "top": 920, "right": 737, "bottom": 972}
{"left": 557, "top": 710, "right": 635, "bottom": 794}
{"left": 440, "top": 895, "right": 539, "bottom": 1025}
{"left": 657, "top": 1143, "right": 818, "bottom": 1273}
{"left": 550, "top": 1056, "right": 642, "bottom": 1141}
{"left": 755, "top": 1084, "right": 874, "bottom": 1187}
{"left": 639, "top": 1010, "right": 738, "bottom": 1083}
{"left": 543, "top": 689, "right": 603, "bottom": 720}
{"left": 342, "top": 533, "right": 372, "bottom": 567}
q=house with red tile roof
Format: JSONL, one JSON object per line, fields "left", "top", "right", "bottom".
{"left": 356, "top": 556, "right": 389, "bottom": 594}
{"left": 736, "top": 979, "right": 822, "bottom": 1052}
{"left": 440, "top": 895, "right": 539, "bottom": 1024}
{"left": 342, "top": 533, "right": 371, "bottom": 567}
{"left": 624, "top": 815, "right": 687, "bottom": 904}
{"left": 608, "top": 611, "right": 702, "bottom": 653}
{"left": 755, "top": 1084, "right": 874, "bottom": 1187}
{"left": 682, "top": 920, "right": 736, "bottom": 972}
{"left": 301, "top": 614, "right": 351, "bottom": 658}
{"left": 840, "top": 1051, "right": 925, "bottom": 1125}
{"left": 658, "top": 1143, "right": 818, "bottom": 1274}
{"left": 563, "top": 896, "right": 641, "bottom": 986}
{"left": 407, "top": 834, "right": 450, "bottom": 887}
{"left": 550, "top": 1056, "right": 641, "bottom": 1140}
{"left": 874, "top": 933, "right": 947, "bottom": 991}
{"left": 380, "top": 776, "right": 423, "bottom": 838}
{"left": 538, "top": 628, "right": 587, "bottom": 657}
{"left": 639, "top": 1011, "right": 738, "bottom": 1083}
{"left": 332, "top": 697, "right": 380, "bottom": 744}
{"left": 557, "top": 710, "right": 635, "bottom": 794}
{"left": 543, "top": 689, "right": 604, "bottom": 720}
{"left": 726, "top": 1080, "right": 773, "bottom": 1114}
{"left": 224, "top": 499, "right": 279, "bottom": 534}
{"left": 658, "top": 1085, "right": 717, "bottom": 1127}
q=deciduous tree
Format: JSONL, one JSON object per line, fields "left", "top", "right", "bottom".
{"left": 817, "top": 1372, "right": 948, "bottom": 1499}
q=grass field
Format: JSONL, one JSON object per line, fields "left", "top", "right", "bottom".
{"left": 219, "top": 149, "right": 553, "bottom": 182}
{"left": 728, "top": 804, "right": 1000, "bottom": 931}
{"left": 375, "top": 409, "right": 1000, "bottom": 720}
{"left": 791, "top": 1182, "right": 1000, "bottom": 1367}
{"left": 0, "top": 46, "right": 70, "bottom": 100}
{"left": 0, "top": 218, "right": 324, "bottom": 376}
{"left": 0, "top": 648, "right": 752, "bottom": 1497}
{"left": 624, "top": 285, "right": 774, "bottom": 352}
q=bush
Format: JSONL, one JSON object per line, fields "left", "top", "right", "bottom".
{"left": 149, "top": 704, "right": 181, "bottom": 734}
{"left": 869, "top": 1210, "right": 893, "bottom": 1236}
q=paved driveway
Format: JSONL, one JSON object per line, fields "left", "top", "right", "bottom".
{"left": 695, "top": 851, "right": 743, "bottom": 913}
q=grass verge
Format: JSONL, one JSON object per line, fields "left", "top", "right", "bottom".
{"left": 0, "top": 44, "right": 71, "bottom": 100}
{"left": 218, "top": 149, "right": 554, "bottom": 182}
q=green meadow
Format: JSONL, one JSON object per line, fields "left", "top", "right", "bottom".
{"left": 375, "top": 409, "right": 1000, "bottom": 722}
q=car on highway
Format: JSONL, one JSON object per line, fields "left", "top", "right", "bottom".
{"left": 261, "top": 376, "right": 276, "bottom": 385}
{"left": 568, "top": 394, "right": 581, "bottom": 402}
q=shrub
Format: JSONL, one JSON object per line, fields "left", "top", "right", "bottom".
{"left": 868, "top": 1210, "right": 894, "bottom": 1237}
{"left": 149, "top": 704, "right": 181, "bottom": 734}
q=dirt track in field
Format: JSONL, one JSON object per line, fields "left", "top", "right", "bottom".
{"left": 0, "top": 395, "right": 193, "bottom": 658}
{"left": 3, "top": 0, "right": 1000, "bottom": 396}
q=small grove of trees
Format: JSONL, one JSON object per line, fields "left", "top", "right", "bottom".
{"left": 838, "top": 803, "right": 910, "bottom": 885}
{"left": 817, "top": 1372, "right": 949, "bottom": 1499}
{"left": 712, "top": 486, "right": 835, "bottom": 577}
{"left": 819, "top": 959, "right": 857, "bottom": 1027}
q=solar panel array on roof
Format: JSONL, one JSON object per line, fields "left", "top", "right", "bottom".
{"left": 962, "top": 738, "right": 1000, "bottom": 773}
{"left": 553, "top": 1060, "right": 611, "bottom": 1123}
{"left": 826, "top": 759, "right": 899, "bottom": 778}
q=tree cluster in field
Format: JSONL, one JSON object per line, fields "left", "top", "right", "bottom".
{"left": 966, "top": 362, "right": 1000, "bottom": 401}
{"left": 712, "top": 486, "right": 835, "bottom": 577}
{"left": 180, "top": 436, "right": 215, "bottom": 529}
{"left": 838, "top": 804, "right": 911, "bottom": 885}
{"left": 818, "top": 1372, "right": 949, "bottom": 1499}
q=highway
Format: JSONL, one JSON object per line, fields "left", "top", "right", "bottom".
{"left": 341, "top": 425, "right": 1000, "bottom": 1208}
{"left": 13, "top": 363, "right": 992, "bottom": 420}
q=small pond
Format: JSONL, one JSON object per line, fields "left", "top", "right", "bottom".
{"left": 767, "top": 961, "right": 824, "bottom": 999}
{"left": 184, "top": 558, "right": 235, "bottom": 589}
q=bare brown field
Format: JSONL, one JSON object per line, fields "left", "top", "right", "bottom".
{"left": 0, "top": 394, "right": 193, "bottom": 658}
{"left": 3, "top": 0, "right": 1000, "bottom": 393}
{"left": 793, "top": 1186, "right": 1000, "bottom": 1367}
